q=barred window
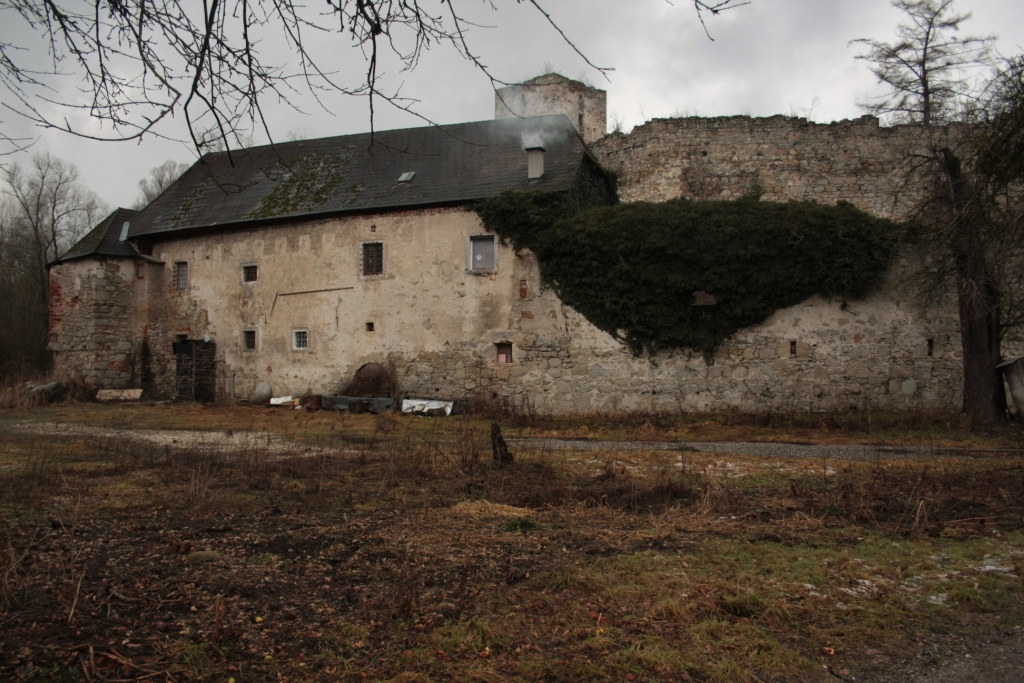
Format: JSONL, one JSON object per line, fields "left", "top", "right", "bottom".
{"left": 293, "top": 330, "right": 308, "bottom": 350}
{"left": 243, "top": 329, "right": 257, "bottom": 351}
{"left": 242, "top": 264, "right": 258, "bottom": 282}
{"left": 362, "top": 242, "right": 383, "bottom": 276}
{"left": 173, "top": 261, "right": 189, "bottom": 290}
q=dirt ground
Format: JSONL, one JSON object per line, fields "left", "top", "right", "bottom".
{"left": 2, "top": 404, "right": 1023, "bottom": 682}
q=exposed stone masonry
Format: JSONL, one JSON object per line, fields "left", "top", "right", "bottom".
{"left": 591, "top": 115, "right": 947, "bottom": 218}
{"left": 50, "top": 259, "right": 139, "bottom": 387}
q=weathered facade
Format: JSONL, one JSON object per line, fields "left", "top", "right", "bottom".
{"left": 50, "top": 74, "right": 1010, "bottom": 412}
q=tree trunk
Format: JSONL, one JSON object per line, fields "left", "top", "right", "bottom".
{"left": 956, "top": 274, "right": 1007, "bottom": 423}
{"left": 941, "top": 149, "right": 1007, "bottom": 423}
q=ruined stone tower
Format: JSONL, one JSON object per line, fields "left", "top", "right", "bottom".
{"left": 495, "top": 73, "right": 607, "bottom": 144}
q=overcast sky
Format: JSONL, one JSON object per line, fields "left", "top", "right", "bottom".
{"left": 3, "top": 0, "right": 1024, "bottom": 211}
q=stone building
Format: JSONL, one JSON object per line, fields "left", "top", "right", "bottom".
{"left": 50, "top": 74, "right": 1003, "bottom": 412}
{"left": 495, "top": 73, "right": 608, "bottom": 144}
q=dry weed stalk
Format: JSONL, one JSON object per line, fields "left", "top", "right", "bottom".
{"left": 49, "top": 502, "right": 89, "bottom": 625}
{"left": 186, "top": 460, "right": 212, "bottom": 507}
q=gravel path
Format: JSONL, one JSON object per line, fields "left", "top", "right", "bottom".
{"left": 508, "top": 437, "right": 1023, "bottom": 460}
{"left": 7, "top": 421, "right": 1022, "bottom": 461}
{"left": 7, "top": 421, "right": 321, "bottom": 454}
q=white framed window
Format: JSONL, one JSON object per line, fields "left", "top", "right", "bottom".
{"left": 469, "top": 235, "right": 496, "bottom": 272}
{"left": 242, "top": 329, "right": 257, "bottom": 352}
{"left": 173, "top": 261, "right": 189, "bottom": 290}
{"left": 292, "top": 329, "right": 309, "bottom": 350}
{"left": 242, "top": 264, "right": 258, "bottom": 283}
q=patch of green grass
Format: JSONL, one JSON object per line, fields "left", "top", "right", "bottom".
{"left": 501, "top": 517, "right": 540, "bottom": 533}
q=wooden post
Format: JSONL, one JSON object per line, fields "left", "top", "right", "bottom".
{"left": 490, "top": 422, "right": 514, "bottom": 466}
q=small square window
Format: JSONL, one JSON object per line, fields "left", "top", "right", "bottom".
{"left": 496, "top": 342, "right": 513, "bottom": 364}
{"left": 366, "top": 322, "right": 375, "bottom": 332}
{"left": 243, "top": 329, "right": 257, "bottom": 351}
{"left": 363, "top": 242, "right": 383, "bottom": 276}
{"left": 242, "top": 264, "right": 258, "bottom": 282}
{"left": 471, "top": 236, "right": 495, "bottom": 271}
{"left": 173, "top": 261, "right": 189, "bottom": 290}
{"left": 293, "top": 330, "right": 308, "bottom": 350}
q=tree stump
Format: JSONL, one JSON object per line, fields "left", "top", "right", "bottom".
{"left": 490, "top": 422, "right": 514, "bottom": 466}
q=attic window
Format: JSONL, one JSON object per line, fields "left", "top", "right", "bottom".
{"left": 526, "top": 148, "right": 545, "bottom": 180}
{"left": 119, "top": 221, "right": 130, "bottom": 241}
{"left": 398, "top": 171, "right": 415, "bottom": 183}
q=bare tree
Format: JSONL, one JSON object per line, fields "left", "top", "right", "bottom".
{"left": 0, "top": 1, "right": 745, "bottom": 158}
{"left": 134, "top": 160, "right": 190, "bottom": 209}
{"left": 895, "top": 57, "right": 1024, "bottom": 423}
{"left": 852, "top": 0, "right": 994, "bottom": 125}
{"left": 855, "top": 2, "right": 1023, "bottom": 422}
{"left": 0, "top": 153, "right": 105, "bottom": 377}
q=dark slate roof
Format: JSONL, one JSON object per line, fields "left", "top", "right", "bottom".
{"left": 128, "top": 115, "right": 594, "bottom": 239}
{"left": 55, "top": 208, "right": 140, "bottom": 263}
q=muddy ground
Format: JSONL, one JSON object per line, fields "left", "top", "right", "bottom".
{"left": 2, "top": 406, "right": 1023, "bottom": 682}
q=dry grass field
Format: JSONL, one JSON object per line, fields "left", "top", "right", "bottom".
{"left": 1, "top": 403, "right": 1022, "bottom": 683}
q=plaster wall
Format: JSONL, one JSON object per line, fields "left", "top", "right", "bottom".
{"left": 147, "top": 207, "right": 535, "bottom": 400}
{"left": 142, "top": 201, "right": 963, "bottom": 412}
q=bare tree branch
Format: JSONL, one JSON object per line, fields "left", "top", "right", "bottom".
{"left": 0, "top": 0, "right": 738, "bottom": 157}
{"left": 851, "top": 0, "right": 994, "bottom": 125}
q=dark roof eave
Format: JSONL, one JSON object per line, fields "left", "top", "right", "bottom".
{"left": 129, "top": 198, "right": 480, "bottom": 243}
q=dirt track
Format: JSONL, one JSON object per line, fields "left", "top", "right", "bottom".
{"left": 10, "top": 421, "right": 1023, "bottom": 461}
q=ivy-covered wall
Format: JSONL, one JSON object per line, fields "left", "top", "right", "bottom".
{"left": 477, "top": 192, "right": 901, "bottom": 356}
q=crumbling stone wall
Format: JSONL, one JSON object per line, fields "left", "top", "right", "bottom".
{"left": 590, "top": 115, "right": 950, "bottom": 218}
{"left": 49, "top": 258, "right": 140, "bottom": 387}
{"left": 390, "top": 260, "right": 962, "bottom": 414}
{"left": 392, "top": 115, "right": 972, "bottom": 413}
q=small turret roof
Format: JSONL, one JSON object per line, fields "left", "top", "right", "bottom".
{"left": 53, "top": 208, "right": 140, "bottom": 264}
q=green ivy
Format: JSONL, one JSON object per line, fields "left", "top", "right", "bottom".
{"left": 475, "top": 191, "right": 902, "bottom": 355}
